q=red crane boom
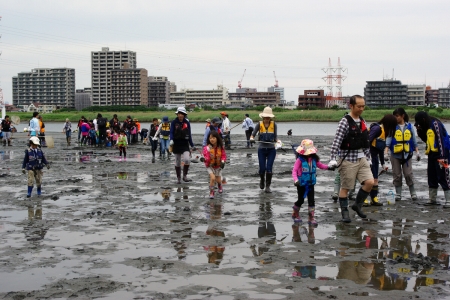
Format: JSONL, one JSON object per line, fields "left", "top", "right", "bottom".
{"left": 238, "top": 69, "right": 246, "bottom": 89}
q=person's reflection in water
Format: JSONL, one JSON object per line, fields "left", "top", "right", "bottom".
{"left": 25, "top": 204, "right": 47, "bottom": 242}
{"left": 170, "top": 187, "right": 191, "bottom": 260}
{"left": 251, "top": 201, "right": 276, "bottom": 257}
{"left": 336, "top": 225, "right": 377, "bottom": 286}
{"left": 160, "top": 189, "right": 171, "bottom": 200}
{"left": 292, "top": 224, "right": 316, "bottom": 244}
{"left": 204, "top": 200, "right": 225, "bottom": 265}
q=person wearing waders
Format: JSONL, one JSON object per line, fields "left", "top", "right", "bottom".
{"left": 250, "top": 107, "right": 278, "bottom": 193}
{"left": 170, "top": 107, "right": 196, "bottom": 184}
{"left": 291, "top": 139, "right": 332, "bottom": 225}
{"left": 63, "top": 118, "right": 72, "bottom": 146}
{"left": 154, "top": 116, "right": 171, "bottom": 160}
{"left": 328, "top": 95, "right": 374, "bottom": 223}
{"left": 363, "top": 114, "right": 398, "bottom": 206}
{"left": 414, "top": 111, "right": 450, "bottom": 207}
{"left": 203, "top": 130, "right": 227, "bottom": 199}
{"left": 385, "top": 108, "right": 420, "bottom": 202}
{"left": 148, "top": 118, "right": 159, "bottom": 162}
{"left": 202, "top": 117, "right": 222, "bottom": 147}
{"left": 22, "top": 137, "right": 50, "bottom": 198}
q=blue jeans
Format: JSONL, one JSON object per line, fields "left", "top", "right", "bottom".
{"left": 258, "top": 147, "right": 276, "bottom": 174}
{"left": 160, "top": 138, "right": 170, "bottom": 154}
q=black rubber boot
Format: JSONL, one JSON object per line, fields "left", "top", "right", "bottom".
{"left": 351, "top": 188, "right": 369, "bottom": 219}
{"left": 183, "top": 165, "right": 192, "bottom": 182}
{"left": 339, "top": 197, "right": 351, "bottom": 223}
{"left": 175, "top": 166, "right": 182, "bottom": 184}
{"left": 259, "top": 173, "right": 265, "bottom": 190}
{"left": 265, "top": 173, "right": 272, "bottom": 193}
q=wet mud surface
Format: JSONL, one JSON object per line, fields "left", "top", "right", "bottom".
{"left": 0, "top": 133, "right": 449, "bottom": 299}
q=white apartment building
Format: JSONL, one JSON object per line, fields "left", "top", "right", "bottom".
{"left": 170, "top": 90, "right": 186, "bottom": 106}
{"left": 12, "top": 68, "right": 75, "bottom": 108}
{"left": 268, "top": 86, "right": 285, "bottom": 100}
{"left": 407, "top": 84, "right": 426, "bottom": 107}
{"left": 91, "top": 47, "right": 136, "bottom": 106}
{"left": 185, "top": 85, "right": 229, "bottom": 108}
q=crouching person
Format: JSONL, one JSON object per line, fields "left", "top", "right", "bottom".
{"left": 22, "top": 137, "right": 50, "bottom": 198}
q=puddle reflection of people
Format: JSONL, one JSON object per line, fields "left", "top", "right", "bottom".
{"left": 292, "top": 224, "right": 315, "bottom": 244}
{"left": 204, "top": 202, "right": 226, "bottom": 265}
{"left": 251, "top": 201, "right": 276, "bottom": 256}
{"left": 25, "top": 204, "right": 47, "bottom": 241}
{"left": 292, "top": 265, "right": 316, "bottom": 278}
{"left": 161, "top": 189, "right": 171, "bottom": 200}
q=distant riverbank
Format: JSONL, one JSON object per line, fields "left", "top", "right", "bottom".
{"left": 8, "top": 108, "right": 449, "bottom": 123}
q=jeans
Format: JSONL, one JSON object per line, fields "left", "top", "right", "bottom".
{"left": 149, "top": 138, "right": 158, "bottom": 156}
{"left": 160, "top": 138, "right": 170, "bottom": 154}
{"left": 258, "top": 147, "right": 276, "bottom": 174}
{"left": 77, "top": 129, "right": 81, "bottom": 141}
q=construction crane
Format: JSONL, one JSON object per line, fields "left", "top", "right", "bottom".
{"left": 273, "top": 71, "right": 279, "bottom": 88}
{"left": 238, "top": 69, "right": 246, "bottom": 89}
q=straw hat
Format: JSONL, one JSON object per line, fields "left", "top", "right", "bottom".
{"left": 259, "top": 106, "right": 275, "bottom": 118}
{"left": 205, "top": 118, "right": 211, "bottom": 122}
{"left": 296, "top": 139, "right": 317, "bottom": 156}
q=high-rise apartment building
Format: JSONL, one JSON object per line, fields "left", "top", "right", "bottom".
{"left": 148, "top": 76, "right": 170, "bottom": 107}
{"left": 75, "top": 88, "right": 92, "bottom": 111}
{"left": 438, "top": 85, "right": 450, "bottom": 108}
{"left": 12, "top": 68, "right": 75, "bottom": 108}
{"left": 169, "top": 82, "right": 177, "bottom": 93}
{"left": 110, "top": 65, "right": 148, "bottom": 107}
{"left": 407, "top": 84, "right": 426, "bottom": 107}
{"left": 91, "top": 47, "right": 136, "bottom": 106}
{"left": 364, "top": 79, "right": 408, "bottom": 108}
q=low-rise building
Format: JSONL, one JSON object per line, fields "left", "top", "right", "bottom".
{"left": 170, "top": 90, "right": 186, "bottom": 106}
{"left": 228, "top": 91, "right": 280, "bottom": 107}
{"left": 297, "top": 90, "right": 326, "bottom": 108}
{"left": 185, "top": 85, "right": 228, "bottom": 108}
{"left": 364, "top": 79, "right": 408, "bottom": 108}
{"left": 426, "top": 87, "right": 439, "bottom": 107}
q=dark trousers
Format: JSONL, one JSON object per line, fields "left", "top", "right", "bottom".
{"left": 149, "top": 138, "right": 158, "bottom": 156}
{"left": 98, "top": 129, "right": 106, "bottom": 146}
{"left": 245, "top": 129, "right": 253, "bottom": 147}
{"left": 428, "top": 153, "right": 450, "bottom": 190}
{"left": 295, "top": 185, "right": 315, "bottom": 207}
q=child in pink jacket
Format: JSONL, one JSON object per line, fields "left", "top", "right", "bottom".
{"left": 292, "top": 139, "right": 331, "bottom": 225}
{"left": 202, "top": 130, "right": 227, "bottom": 199}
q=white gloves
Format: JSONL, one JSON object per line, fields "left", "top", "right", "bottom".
{"left": 328, "top": 160, "right": 337, "bottom": 168}
{"left": 275, "top": 140, "right": 283, "bottom": 150}
{"left": 153, "top": 137, "right": 158, "bottom": 141}
{"left": 169, "top": 140, "right": 174, "bottom": 146}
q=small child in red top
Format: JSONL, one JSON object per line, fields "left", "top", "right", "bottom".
{"left": 292, "top": 139, "right": 331, "bottom": 225}
{"left": 202, "top": 130, "right": 227, "bottom": 199}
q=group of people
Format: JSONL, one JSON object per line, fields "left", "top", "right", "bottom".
{"left": 21, "top": 100, "right": 450, "bottom": 224}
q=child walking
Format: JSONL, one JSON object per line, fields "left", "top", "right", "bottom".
{"left": 291, "top": 139, "right": 331, "bottom": 225}
{"left": 117, "top": 129, "right": 128, "bottom": 161}
{"left": 202, "top": 131, "right": 227, "bottom": 199}
{"left": 22, "top": 137, "right": 50, "bottom": 198}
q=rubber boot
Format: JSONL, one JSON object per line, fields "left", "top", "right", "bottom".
{"left": 444, "top": 190, "right": 450, "bottom": 208}
{"left": 167, "top": 149, "right": 171, "bottom": 158}
{"left": 152, "top": 154, "right": 155, "bottom": 163}
{"left": 175, "top": 166, "right": 182, "bottom": 184}
{"left": 68, "top": 137, "right": 71, "bottom": 146}
{"left": 332, "top": 182, "right": 339, "bottom": 202}
{"left": 259, "top": 173, "right": 265, "bottom": 190}
{"left": 37, "top": 186, "right": 42, "bottom": 196}
{"left": 370, "top": 185, "right": 383, "bottom": 206}
{"left": 426, "top": 187, "right": 439, "bottom": 205}
{"left": 339, "top": 197, "right": 351, "bottom": 223}
{"left": 351, "top": 188, "right": 368, "bottom": 219}
{"left": 218, "top": 184, "right": 223, "bottom": 194}
{"left": 66, "top": 137, "right": 69, "bottom": 146}
{"left": 183, "top": 165, "right": 192, "bottom": 182}
{"left": 27, "top": 186, "right": 33, "bottom": 198}
{"left": 209, "top": 186, "right": 215, "bottom": 199}
{"left": 2, "top": 140, "right": 6, "bottom": 146}
{"left": 8, "top": 140, "right": 12, "bottom": 146}
{"left": 409, "top": 185, "right": 417, "bottom": 201}
{"left": 162, "top": 153, "right": 166, "bottom": 160}
{"left": 308, "top": 206, "right": 318, "bottom": 227}
{"left": 292, "top": 205, "right": 302, "bottom": 223}
{"left": 395, "top": 186, "right": 402, "bottom": 201}
{"left": 307, "top": 224, "right": 316, "bottom": 244}
{"left": 265, "top": 173, "right": 272, "bottom": 193}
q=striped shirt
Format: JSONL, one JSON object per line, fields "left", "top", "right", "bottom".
{"left": 330, "top": 116, "right": 371, "bottom": 163}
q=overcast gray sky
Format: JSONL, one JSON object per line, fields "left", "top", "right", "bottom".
{"left": 1, "top": 0, "right": 449, "bottom": 104}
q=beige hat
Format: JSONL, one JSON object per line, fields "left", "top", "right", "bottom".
{"left": 205, "top": 118, "right": 211, "bottom": 122}
{"left": 259, "top": 106, "right": 275, "bottom": 118}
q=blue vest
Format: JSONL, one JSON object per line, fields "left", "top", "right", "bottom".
{"left": 390, "top": 123, "right": 414, "bottom": 154}
{"left": 297, "top": 156, "right": 317, "bottom": 186}
{"left": 23, "top": 149, "right": 47, "bottom": 170}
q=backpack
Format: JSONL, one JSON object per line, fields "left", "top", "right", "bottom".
{"left": 97, "top": 118, "right": 106, "bottom": 127}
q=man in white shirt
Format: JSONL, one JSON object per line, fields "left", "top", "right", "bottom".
{"left": 220, "top": 111, "right": 231, "bottom": 150}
